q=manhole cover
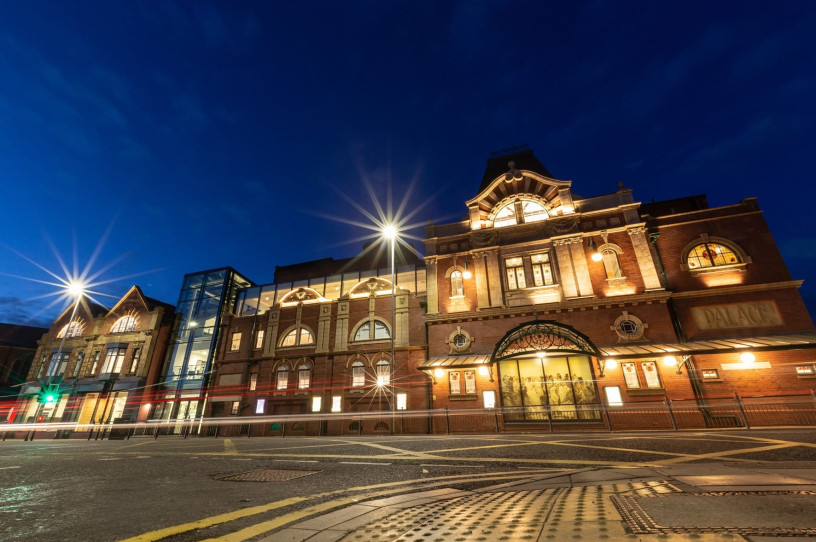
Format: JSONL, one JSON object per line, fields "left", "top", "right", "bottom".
{"left": 612, "top": 491, "right": 816, "bottom": 536}
{"left": 217, "top": 468, "right": 319, "bottom": 482}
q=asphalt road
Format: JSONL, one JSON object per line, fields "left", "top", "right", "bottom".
{"left": 2, "top": 429, "right": 816, "bottom": 541}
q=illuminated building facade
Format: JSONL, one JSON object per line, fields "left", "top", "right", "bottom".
{"left": 208, "top": 252, "right": 428, "bottom": 434}
{"left": 16, "top": 286, "right": 174, "bottom": 425}
{"left": 422, "top": 148, "right": 816, "bottom": 430}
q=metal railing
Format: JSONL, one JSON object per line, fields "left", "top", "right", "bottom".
{"left": 3, "top": 391, "right": 815, "bottom": 440}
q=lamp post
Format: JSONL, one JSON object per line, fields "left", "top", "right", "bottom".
{"left": 42, "top": 281, "right": 84, "bottom": 423}
{"left": 382, "top": 224, "right": 398, "bottom": 422}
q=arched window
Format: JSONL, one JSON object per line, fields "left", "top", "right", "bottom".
{"left": 111, "top": 315, "right": 138, "bottom": 333}
{"left": 450, "top": 270, "right": 464, "bottom": 297}
{"left": 601, "top": 249, "right": 623, "bottom": 279}
{"left": 687, "top": 241, "right": 741, "bottom": 270}
{"left": 57, "top": 320, "right": 84, "bottom": 339}
{"left": 279, "top": 326, "right": 315, "bottom": 347}
{"left": 298, "top": 363, "right": 311, "bottom": 389}
{"left": 353, "top": 320, "right": 391, "bottom": 341}
{"left": 375, "top": 359, "right": 391, "bottom": 386}
{"left": 493, "top": 202, "right": 517, "bottom": 228}
{"left": 521, "top": 200, "right": 548, "bottom": 223}
{"left": 351, "top": 359, "right": 366, "bottom": 387}
{"left": 276, "top": 364, "right": 290, "bottom": 390}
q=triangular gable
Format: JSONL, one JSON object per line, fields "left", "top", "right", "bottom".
{"left": 106, "top": 285, "right": 151, "bottom": 317}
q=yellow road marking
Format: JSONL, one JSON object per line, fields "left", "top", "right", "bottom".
{"left": 120, "top": 469, "right": 556, "bottom": 542}
{"left": 223, "top": 439, "right": 237, "bottom": 454}
{"left": 658, "top": 442, "right": 798, "bottom": 464}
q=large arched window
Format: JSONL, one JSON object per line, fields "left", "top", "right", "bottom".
{"left": 687, "top": 241, "right": 741, "bottom": 270}
{"left": 601, "top": 248, "right": 623, "bottom": 279}
{"left": 57, "top": 320, "right": 84, "bottom": 339}
{"left": 493, "top": 203, "right": 517, "bottom": 227}
{"left": 492, "top": 198, "right": 550, "bottom": 228}
{"left": 111, "top": 314, "right": 138, "bottom": 333}
{"left": 279, "top": 326, "right": 315, "bottom": 347}
{"left": 276, "top": 364, "right": 290, "bottom": 390}
{"left": 520, "top": 200, "right": 548, "bottom": 223}
{"left": 351, "top": 359, "right": 366, "bottom": 387}
{"left": 450, "top": 270, "right": 464, "bottom": 297}
{"left": 353, "top": 320, "right": 391, "bottom": 341}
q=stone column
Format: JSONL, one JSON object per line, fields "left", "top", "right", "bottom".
{"left": 315, "top": 304, "right": 332, "bottom": 353}
{"left": 627, "top": 226, "right": 663, "bottom": 290}
{"left": 553, "top": 239, "right": 579, "bottom": 298}
{"left": 568, "top": 237, "right": 594, "bottom": 297}
{"left": 473, "top": 252, "right": 491, "bottom": 309}
{"left": 425, "top": 257, "right": 439, "bottom": 314}
{"left": 484, "top": 250, "right": 504, "bottom": 307}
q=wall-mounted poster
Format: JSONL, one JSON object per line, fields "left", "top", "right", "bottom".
{"left": 622, "top": 362, "right": 640, "bottom": 388}
{"left": 464, "top": 370, "right": 476, "bottom": 394}
{"left": 450, "top": 371, "right": 461, "bottom": 394}
{"left": 641, "top": 361, "right": 661, "bottom": 388}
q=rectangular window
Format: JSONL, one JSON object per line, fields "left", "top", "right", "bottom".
{"left": 464, "top": 370, "right": 476, "bottom": 394}
{"left": 254, "top": 329, "right": 265, "bottom": 349}
{"left": 39, "top": 355, "right": 48, "bottom": 377}
{"left": 641, "top": 361, "right": 662, "bottom": 388}
{"left": 230, "top": 332, "right": 242, "bottom": 351}
{"left": 46, "top": 352, "right": 70, "bottom": 378}
{"left": 311, "top": 396, "right": 322, "bottom": 412}
{"left": 449, "top": 371, "right": 461, "bottom": 394}
{"left": 89, "top": 351, "right": 101, "bottom": 375}
{"left": 531, "top": 253, "right": 554, "bottom": 286}
{"left": 255, "top": 398, "right": 266, "bottom": 414}
{"left": 128, "top": 348, "right": 141, "bottom": 374}
{"left": 230, "top": 401, "right": 240, "bottom": 415}
{"left": 249, "top": 373, "right": 257, "bottom": 391}
{"left": 100, "top": 347, "right": 126, "bottom": 374}
{"left": 622, "top": 362, "right": 640, "bottom": 388}
{"left": 298, "top": 367, "right": 310, "bottom": 389}
{"left": 72, "top": 352, "right": 85, "bottom": 377}
{"left": 505, "top": 257, "right": 526, "bottom": 290}
{"left": 483, "top": 390, "right": 496, "bottom": 409}
{"left": 396, "top": 393, "right": 407, "bottom": 410}
{"left": 352, "top": 363, "right": 365, "bottom": 387}
{"left": 277, "top": 369, "right": 289, "bottom": 390}
{"left": 331, "top": 396, "right": 342, "bottom": 412}
{"left": 604, "top": 386, "right": 623, "bottom": 406}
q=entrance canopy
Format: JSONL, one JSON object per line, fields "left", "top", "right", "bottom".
{"left": 492, "top": 320, "right": 602, "bottom": 362}
{"left": 599, "top": 332, "right": 816, "bottom": 360}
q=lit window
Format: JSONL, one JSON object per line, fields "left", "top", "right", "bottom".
{"left": 483, "top": 390, "right": 496, "bottom": 409}
{"left": 256, "top": 398, "right": 266, "bottom": 414}
{"left": 493, "top": 202, "right": 517, "bottom": 228}
{"left": 505, "top": 257, "right": 526, "bottom": 290}
{"left": 531, "top": 253, "right": 554, "bottom": 286}
{"left": 311, "top": 396, "right": 322, "bottom": 412}
{"left": 331, "top": 396, "right": 342, "bottom": 412}
{"left": 230, "top": 401, "right": 240, "bottom": 415}
{"left": 89, "top": 351, "right": 101, "bottom": 375}
{"left": 57, "top": 320, "right": 84, "bottom": 339}
{"left": 351, "top": 359, "right": 366, "bottom": 387}
{"left": 376, "top": 359, "right": 391, "bottom": 386}
{"left": 396, "top": 393, "right": 407, "bottom": 410}
{"left": 111, "top": 315, "right": 138, "bottom": 333}
{"left": 249, "top": 373, "right": 257, "bottom": 391}
{"left": 353, "top": 320, "right": 391, "bottom": 341}
{"left": 45, "top": 352, "right": 70, "bottom": 378}
{"left": 687, "top": 242, "right": 741, "bottom": 269}
{"left": 601, "top": 249, "right": 623, "bottom": 278}
{"left": 100, "top": 347, "right": 127, "bottom": 374}
{"left": 276, "top": 364, "right": 289, "bottom": 390}
{"left": 604, "top": 386, "right": 623, "bottom": 406}
{"left": 255, "top": 329, "right": 265, "bottom": 349}
{"left": 521, "top": 200, "right": 548, "bottom": 223}
{"left": 230, "top": 332, "right": 242, "bottom": 351}
{"left": 450, "top": 270, "right": 464, "bottom": 297}
{"left": 72, "top": 352, "right": 85, "bottom": 377}
{"left": 280, "top": 326, "right": 315, "bottom": 347}
{"left": 298, "top": 363, "right": 311, "bottom": 389}
{"left": 128, "top": 348, "right": 141, "bottom": 373}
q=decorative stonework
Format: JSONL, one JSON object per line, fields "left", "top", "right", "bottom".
{"left": 691, "top": 301, "right": 782, "bottom": 330}
{"left": 446, "top": 326, "right": 473, "bottom": 354}
{"left": 610, "top": 311, "right": 648, "bottom": 343}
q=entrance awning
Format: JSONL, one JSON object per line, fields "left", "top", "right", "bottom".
{"left": 418, "top": 355, "right": 491, "bottom": 370}
{"left": 599, "top": 333, "right": 816, "bottom": 360}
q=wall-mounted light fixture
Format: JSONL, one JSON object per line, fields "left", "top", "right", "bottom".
{"left": 478, "top": 364, "right": 494, "bottom": 382}
{"left": 588, "top": 238, "right": 602, "bottom": 262}
{"left": 597, "top": 357, "right": 617, "bottom": 377}
{"left": 739, "top": 352, "right": 755, "bottom": 364}
{"left": 662, "top": 354, "right": 693, "bottom": 375}
{"left": 463, "top": 258, "right": 472, "bottom": 280}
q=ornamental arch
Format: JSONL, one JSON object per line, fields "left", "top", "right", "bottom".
{"left": 491, "top": 320, "right": 603, "bottom": 422}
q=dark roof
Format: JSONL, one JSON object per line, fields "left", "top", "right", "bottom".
{"left": 0, "top": 323, "right": 47, "bottom": 348}
{"left": 640, "top": 195, "right": 709, "bottom": 217}
{"left": 274, "top": 243, "right": 424, "bottom": 283}
{"left": 479, "top": 149, "right": 554, "bottom": 193}
{"left": 142, "top": 294, "right": 176, "bottom": 315}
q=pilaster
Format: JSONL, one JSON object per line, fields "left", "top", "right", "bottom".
{"left": 568, "top": 237, "right": 594, "bottom": 297}
{"left": 334, "top": 301, "right": 349, "bottom": 351}
{"left": 553, "top": 239, "right": 579, "bottom": 298}
{"left": 628, "top": 226, "right": 663, "bottom": 290}
{"left": 264, "top": 309, "right": 280, "bottom": 357}
{"left": 426, "top": 258, "right": 439, "bottom": 314}
{"left": 315, "top": 304, "right": 332, "bottom": 353}
{"left": 473, "top": 252, "right": 490, "bottom": 308}
{"left": 484, "top": 250, "right": 504, "bottom": 307}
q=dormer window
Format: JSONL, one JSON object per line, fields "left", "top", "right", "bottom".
{"left": 57, "top": 320, "right": 84, "bottom": 339}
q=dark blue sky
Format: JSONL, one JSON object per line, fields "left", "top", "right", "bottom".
{"left": 2, "top": 1, "right": 815, "bottom": 326}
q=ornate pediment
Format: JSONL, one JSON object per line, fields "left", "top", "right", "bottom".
{"left": 279, "top": 287, "right": 327, "bottom": 306}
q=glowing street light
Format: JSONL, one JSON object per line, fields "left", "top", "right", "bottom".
{"left": 382, "top": 223, "right": 398, "bottom": 415}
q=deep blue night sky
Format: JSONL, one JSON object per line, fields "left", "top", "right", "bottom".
{"left": 2, "top": 2, "right": 815, "bottom": 327}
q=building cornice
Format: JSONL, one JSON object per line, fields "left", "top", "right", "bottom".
{"left": 671, "top": 280, "right": 804, "bottom": 300}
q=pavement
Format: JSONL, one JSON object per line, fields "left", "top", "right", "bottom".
{"left": 262, "top": 463, "right": 816, "bottom": 541}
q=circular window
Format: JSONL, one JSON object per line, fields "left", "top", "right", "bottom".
{"left": 611, "top": 312, "right": 646, "bottom": 342}
{"left": 453, "top": 334, "right": 468, "bottom": 348}
{"left": 618, "top": 319, "right": 639, "bottom": 337}
{"left": 447, "top": 327, "right": 473, "bottom": 353}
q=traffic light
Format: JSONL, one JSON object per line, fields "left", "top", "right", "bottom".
{"left": 38, "top": 386, "right": 62, "bottom": 404}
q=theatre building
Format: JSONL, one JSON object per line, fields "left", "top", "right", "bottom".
{"left": 16, "top": 286, "right": 175, "bottom": 425}
{"left": 208, "top": 251, "right": 428, "bottom": 435}
{"left": 421, "top": 149, "right": 816, "bottom": 430}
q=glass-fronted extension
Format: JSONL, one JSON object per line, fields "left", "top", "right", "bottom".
{"left": 153, "top": 267, "right": 252, "bottom": 422}
{"left": 233, "top": 263, "right": 427, "bottom": 316}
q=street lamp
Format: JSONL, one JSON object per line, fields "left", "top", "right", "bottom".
{"left": 382, "top": 224, "right": 398, "bottom": 419}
